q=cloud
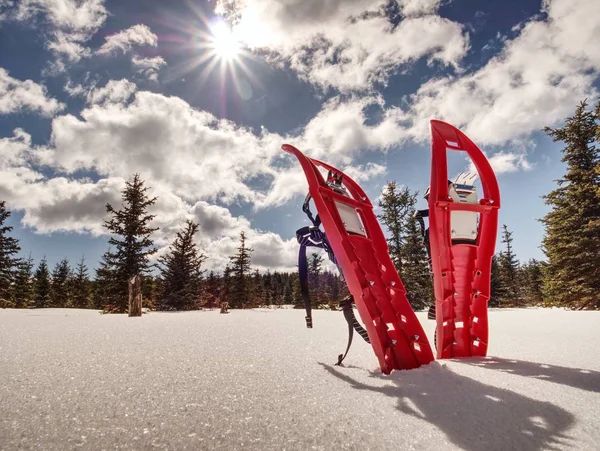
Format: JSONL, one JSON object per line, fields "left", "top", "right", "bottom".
{"left": 132, "top": 56, "right": 167, "bottom": 82}
{"left": 471, "top": 151, "right": 533, "bottom": 175}
{"left": 44, "top": 89, "right": 279, "bottom": 205}
{"left": 86, "top": 79, "right": 137, "bottom": 106}
{"left": 399, "top": 0, "right": 441, "bottom": 17}
{"left": 97, "top": 24, "right": 158, "bottom": 55}
{"left": 3, "top": 0, "right": 108, "bottom": 73}
{"left": 403, "top": 0, "right": 600, "bottom": 145}
{"left": 0, "top": 67, "right": 65, "bottom": 116}
{"left": 217, "top": 0, "right": 469, "bottom": 92}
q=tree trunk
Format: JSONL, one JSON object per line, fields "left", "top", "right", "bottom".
{"left": 129, "top": 275, "right": 142, "bottom": 317}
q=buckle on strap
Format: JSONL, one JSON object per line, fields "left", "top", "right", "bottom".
{"left": 305, "top": 316, "right": 313, "bottom": 328}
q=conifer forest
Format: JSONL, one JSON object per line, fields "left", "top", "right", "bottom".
{"left": 1, "top": 101, "right": 599, "bottom": 312}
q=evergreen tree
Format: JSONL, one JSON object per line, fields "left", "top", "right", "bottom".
{"left": 489, "top": 254, "right": 507, "bottom": 307}
{"left": 92, "top": 251, "right": 120, "bottom": 310}
{"left": 308, "top": 252, "right": 323, "bottom": 306}
{"left": 0, "top": 201, "right": 21, "bottom": 307}
{"left": 228, "top": 231, "right": 253, "bottom": 308}
{"left": 401, "top": 214, "right": 433, "bottom": 310}
{"left": 158, "top": 220, "right": 206, "bottom": 310}
{"left": 102, "top": 174, "right": 159, "bottom": 312}
{"left": 33, "top": 257, "right": 51, "bottom": 308}
{"left": 377, "top": 182, "right": 417, "bottom": 274}
{"left": 221, "top": 266, "right": 232, "bottom": 305}
{"left": 51, "top": 258, "right": 71, "bottom": 308}
{"left": 200, "top": 271, "right": 220, "bottom": 309}
{"left": 12, "top": 253, "right": 34, "bottom": 308}
{"left": 71, "top": 257, "right": 91, "bottom": 309}
{"left": 498, "top": 224, "right": 521, "bottom": 306}
{"left": 520, "top": 259, "right": 545, "bottom": 306}
{"left": 251, "top": 268, "right": 264, "bottom": 307}
{"left": 540, "top": 100, "right": 600, "bottom": 309}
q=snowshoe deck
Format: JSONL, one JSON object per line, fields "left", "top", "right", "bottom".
{"left": 283, "top": 144, "right": 434, "bottom": 374}
{"left": 428, "top": 120, "right": 501, "bottom": 359}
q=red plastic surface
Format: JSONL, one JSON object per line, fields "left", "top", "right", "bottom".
{"left": 428, "top": 120, "right": 501, "bottom": 359}
{"left": 283, "top": 144, "right": 434, "bottom": 374}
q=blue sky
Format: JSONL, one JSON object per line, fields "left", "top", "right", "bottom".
{"left": 0, "top": 0, "right": 599, "bottom": 274}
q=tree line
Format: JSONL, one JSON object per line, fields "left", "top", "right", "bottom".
{"left": 0, "top": 100, "right": 598, "bottom": 311}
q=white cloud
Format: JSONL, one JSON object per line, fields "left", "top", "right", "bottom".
{"left": 4, "top": 0, "right": 108, "bottom": 73}
{"left": 86, "top": 79, "right": 137, "bottom": 106}
{"left": 132, "top": 56, "right": 167, "bottom": 82}
{"left": 399, "top": 0, "right": 440, "bottom": 17}
{"left": 218, "top": 0, "right": 469, "bottom": 92}
{"left": 44, "top": 89, "right": 279, "bottom": 205}
{"left": 469, "top": 151, "right": 534, "bottom": 175}
{"left": 343, "top": 162, "right": 387, "bottom": 182}
{"left": 404, "top": 0, "right": 600, "bottom": 145}
{"left": 0, "top": 68, "right": 65, "bottom": 116}
{"left": 97, "top": 24, "right": 158, "bottom": 55}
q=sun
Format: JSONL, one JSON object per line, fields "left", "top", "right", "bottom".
{"left": 209, "top": 21, "right": 240, "bottom": 61}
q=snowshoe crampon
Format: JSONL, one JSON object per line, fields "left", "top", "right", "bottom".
{"left": 283, "top": 144, "right": 434, "bottom": 374}
{"left": 428, "top": 120, "right": 501, "bottom": 359}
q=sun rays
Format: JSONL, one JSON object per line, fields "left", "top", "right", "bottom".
{"left": 159, "top": 2, "right": 265, "bottom": 113}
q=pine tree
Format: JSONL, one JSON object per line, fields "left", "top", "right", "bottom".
{"left": 377, "top": 182, "right": 417, "bottom": 274}
{"left": 520, "top": 259, "right": 545, "bottom": 306}
{"left": 12, "top": 253, "right": 34, "bottom": 308}
{"left": 102, "top": 174, "right": 159, "bottom": 312}
{"left": 0, "top": 201, "right": 21, "bottom": 308}
{"left": 489, "top": 254, "right": 507, "bottom": 307}
{"left": 93, "top": 251, "right": 120, "bottom": 310}
{"left": 221, "top": 266, "right": 232, "bottom": 305}
{"left": 308, "top": 252, "right": 323, "bottom": 306}
{"left": 71, "top": 257, "right": 91, "bottom": 309}
{"left": 498, "top": 224, "right": 521, "bottom": 306}
{"left": 401, "top": 214, "right": 433, "bottom": 310}
{"left": 200, "top": 271, "right": 220, "bottom": 309}
{"left": 158, "top": 220, "right": 206, "bottom": 310}
{"left": 228, "top": 231, "right": 253, "bottom": 308}
{"left": 51, "top": 258, "right": 71, "bottom": 308}
{"left": 540, "top": 100, "right": 600, "bottom": 309}
{"left": 34, "top": 257, "right": 51, "bottom": 308}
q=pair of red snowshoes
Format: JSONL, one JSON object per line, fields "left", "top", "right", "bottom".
{"left": 285, "top": 120, "right": 500, "bottom": 374}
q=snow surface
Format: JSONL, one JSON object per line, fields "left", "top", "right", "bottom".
{"left": 0, "top": 307, "right": 599, "bottom": 450}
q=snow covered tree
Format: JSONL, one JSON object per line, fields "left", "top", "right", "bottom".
{"left": 158, "top": 219, "right": 206, "bottom": 310}
{"left": 102, "top": 174, "right": 159, "bottom": 312}
{"left": 51, "top": 258, "right": 71, "bottom": 308}
{"left": 540, "top": 100, "right": 600, "bottom": 309}
{"left": 71, "top": 257, "right": 91, "bottom": 309}
{"left": 33, "top": 257, "right": 51, "bottom": 308}
{"left": 228, "top": 231, "right": 253, "bottom": 308}
{"left": 498, "top": 225, "right": 522, "bottom": 306}
{"left": 377, "top": 182, "right": 417, "bottom": 274}
{"left": 0, "top": 201, "right": 21, "bottom": 308}
{"left": 12, "top": 254, "right": 34, "bottom": 308}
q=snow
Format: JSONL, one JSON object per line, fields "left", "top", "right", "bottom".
{"left": 0, "top": 307, "right": 599, "bottom": 450}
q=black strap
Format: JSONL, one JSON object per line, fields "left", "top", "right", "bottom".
{"left": 297, "top": 239, "right": 312, "bottom": 328}
{"left": 296, "top": 225, "right": 337, "bottom": 328}
{"left": 336, "top": 296, "right": 371, "bottom": 366}
{"left": 302, "top": 194, "right": 321, "bottom": 228}
{"left": 297, "top": 192, "right": 369, "bottom": 365}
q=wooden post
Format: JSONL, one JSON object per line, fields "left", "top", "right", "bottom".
{"left": 128, "top": 275, "right": 142, "bottom": 317}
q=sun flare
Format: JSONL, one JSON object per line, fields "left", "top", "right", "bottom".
{"left": 210, "top": 21, "right": 240, "bottom": 61}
